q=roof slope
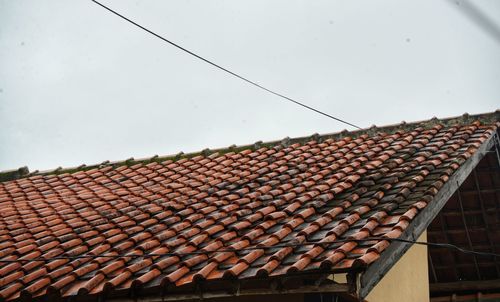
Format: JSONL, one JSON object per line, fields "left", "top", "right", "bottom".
{"left": 0, "top": 112, "right": 499, "bottom": 301}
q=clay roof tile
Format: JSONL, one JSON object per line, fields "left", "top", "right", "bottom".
{"left": 0, "top": 113, "right": 497, "bottom": 301}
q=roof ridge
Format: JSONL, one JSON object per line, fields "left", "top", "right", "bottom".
{"left": 1, "top": 110, "right": 499, "bottom": 182}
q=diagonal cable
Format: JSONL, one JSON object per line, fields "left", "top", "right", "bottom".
{"left": 90, "top": 0, "right": 362, "bottom": 130}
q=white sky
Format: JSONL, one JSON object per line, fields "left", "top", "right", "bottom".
{"left": 1, "top": 0, "right": 499, "bottom": 171}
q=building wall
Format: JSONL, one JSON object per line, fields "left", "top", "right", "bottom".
{"left": 365, "top": 231, "right": 429, "bottom": 302}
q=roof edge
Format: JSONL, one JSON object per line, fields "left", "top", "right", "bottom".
{"left": 357, "top": 126, "right": 499, "bottom": 299}
{"left": 106, "top": 281, "right": 350, "bottom": 302}
{"left": 1, "top": 110, "right": 499, "bottom": 182}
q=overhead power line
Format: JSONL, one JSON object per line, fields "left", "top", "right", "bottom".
{"left": 90, "top": 0, "right": 363, "bottom": 130}
{"left": 2, "top": 236, "right": 499, "bottom": 264}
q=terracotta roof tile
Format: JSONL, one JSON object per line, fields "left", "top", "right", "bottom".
{"left": 0, "top": 113, "right": 499, "bottom": 301}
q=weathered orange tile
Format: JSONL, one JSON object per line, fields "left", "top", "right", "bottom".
{"left": 0, "top": 115, "right": 497, "bottom": 301}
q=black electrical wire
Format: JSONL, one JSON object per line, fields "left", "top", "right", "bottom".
{"left": 2, "top": 236, "right": 499, "bottom": 264}
{"left": 90, "top": 0, "right": 363, "bottom": 130}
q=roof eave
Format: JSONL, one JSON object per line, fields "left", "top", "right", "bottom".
{"left": 104, "top": 280, "right": 351, "bottom": 302}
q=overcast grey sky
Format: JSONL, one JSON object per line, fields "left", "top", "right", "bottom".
{"left": 1, "top": 0, "right": 499, "bottom": 172}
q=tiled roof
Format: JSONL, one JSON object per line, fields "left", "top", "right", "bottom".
{"left": 0, "top": 112, "right": 499, "bottom": 301}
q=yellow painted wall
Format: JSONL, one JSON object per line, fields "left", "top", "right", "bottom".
{"left": 365, "top": 231, "right": 429, "bottom": 302}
